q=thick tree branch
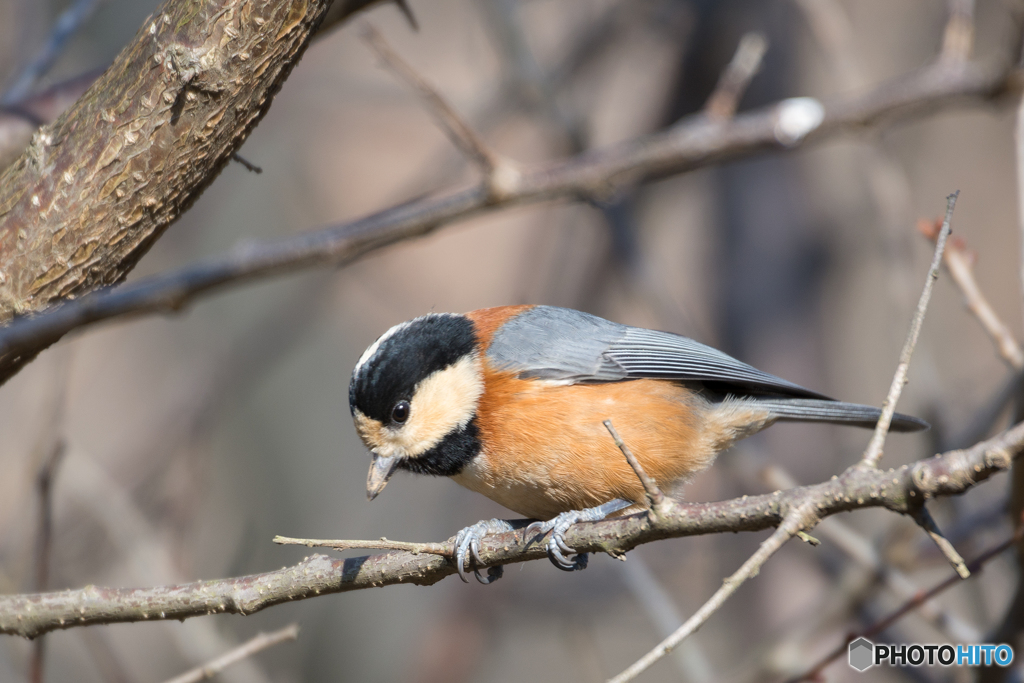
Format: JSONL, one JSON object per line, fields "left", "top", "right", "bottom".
{"left": 0, "top": 59, "right": 1015, "bottom": 383}
{"left": 1, "top": 420, "right": 1022, "bottom": 640}
{"left": 0, "top": 0, "right": 382, "bottom": 382}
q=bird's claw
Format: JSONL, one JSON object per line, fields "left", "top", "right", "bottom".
{"left": 527, "top": 499, "right": 633, "bottom": 572}
{"left": 452, "top": 518, "right": 515, "bottom": 584}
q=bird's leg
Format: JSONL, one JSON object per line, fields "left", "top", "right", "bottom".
{"left": 453, "top": 518, "right": 530, "bottom": 584}
{"left": 527, "top": 499, "right": 633, "bottom": 571}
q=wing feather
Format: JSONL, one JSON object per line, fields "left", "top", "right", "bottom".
{"left": 486, "top": 306, "right": 829, "bottom": 399}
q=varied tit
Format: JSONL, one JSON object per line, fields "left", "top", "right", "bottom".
{"left": 348, "top": 305, "right": 927, "bottom": 583}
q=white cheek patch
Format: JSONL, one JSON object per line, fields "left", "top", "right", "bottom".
{"left": 400, "top": 354, "right": 483, "bottom": 457}
{"left": 351, "top": 355, "right": 484, "bottom": 460}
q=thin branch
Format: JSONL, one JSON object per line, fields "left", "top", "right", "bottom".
{"left": 608, "top": 503, "right": 819, "bottom": 683}
{"left": 788, "top": 524, "right": 1022, "bottom": 683}
{"left": 912, "top": 506, "right": 971, "bottom": 578}
{"left": 229, "top": 153, "right": 263, "bottom": 175}
{"left": 762, "top": 464, "right": 979, "bottom": 642}
{"left": 160, "top": 623, "right": 300, "bottom": 683}
{"left": 705, "top": 32, "right": 769, "bottom": 121}
{"left": 3, "top": 419, "right": 1021, "bottom": 639}
{"left": 0, "top": 0, "right": 105, "bottom": 105}
{"left": 0, "top": 63, "right": 1012, "bottom": 383}
{"left": 28, "top": 439, "right": 66, "bottom": 683}
{"left": 940, "top": 0, "right": 975, "bottom": 64}
{"left": 361, "top": 23, "right": 521, "bottom": 199}
{"left": 273, "top": 535, "right": 449, "bottom": 556}
{"left": 919, "top": 218, "right": 1024, "bottom": 370}
{"left": 603, "top": 419, "right": 665, "bottom": 512}
{"left": 862, "top": 192, "right": 958, "bottom": 467}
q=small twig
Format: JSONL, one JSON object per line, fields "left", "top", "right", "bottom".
{"left": 705, "top": 32, "right": 769, "bottom": 121}
{"left": 1, "top": 0, "right": 104, "bottom": 105}
{"left": 940, "top": 0, "right": 975, "bottom": 64}
{"left": 360, "top": 23, "right": 520, "bottom": 199}
{"left": 29, "top": 438, "right": 66, "bottom": 683}
{"left": 160, "top": 623, "right": 300, "bottom": 683}
{"left": 788, "top": 524, "right": 1022, "bottom": 683}
{"left": 862, "top": 191, "right": 958, "bottom": 468}
{"left": 230, "top": 153, "right": 263, "bottom": 174}
{"left": 762, "top": 464, "right": 979, "bottom": 642}
{"left": 912, "top": 506, "right": 971, "bottom": 579}
{"left": 603, "top": 419, "right": 666, "bottom": 512}
{"left": 609, "top": 503, "right": 818, "bottom": 683}
{"left": 393, "top": 0, "right": 419, "bottom": 31}
{"left": 273, "top": 535, "right": 449, "bottom": 556}
{"left": 918, "top": 219, "right": 1024, "bottom": 370}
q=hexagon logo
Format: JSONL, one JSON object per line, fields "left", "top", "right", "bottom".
{"left": 849, "top": 637, "right": 874, "bottom": 672}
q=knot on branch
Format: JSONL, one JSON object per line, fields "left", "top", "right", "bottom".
{"left": 159, "top": 43, "right": 227, "bottom": 93}
{"left": 911, "top": 450, "right": 971, "bottom": 498}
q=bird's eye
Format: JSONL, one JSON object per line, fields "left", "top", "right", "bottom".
{"left": 391, "top": 400, "right": 411, "bottom": 424}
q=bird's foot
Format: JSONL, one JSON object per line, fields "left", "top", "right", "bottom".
{"left": 527, "top": 499, "right": 633, "bottom": 571}
{"left": 452, "top": 518, "right": 518, "bottom": 584}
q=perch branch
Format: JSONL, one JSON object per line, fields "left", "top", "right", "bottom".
{"left": 0, "top": 62, "right": 1014, "bottom": 383}
{"left": 2, "top": 420, "right": 1023, "bottom": 639}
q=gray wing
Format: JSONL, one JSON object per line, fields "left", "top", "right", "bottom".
{"left": 486, "top": 306, "right": 828, "bottom": 399}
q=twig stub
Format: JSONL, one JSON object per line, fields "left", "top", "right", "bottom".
{"left": 603, "top": 419, "right": 666, "bottom": 513}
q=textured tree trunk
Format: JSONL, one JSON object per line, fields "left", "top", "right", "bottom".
{"left": 0, "top": 0, "right": 376, "bottom": 381}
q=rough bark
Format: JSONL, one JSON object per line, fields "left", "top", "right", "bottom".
{"left": 0, "top": 0, "right": 377, "bottom": 378}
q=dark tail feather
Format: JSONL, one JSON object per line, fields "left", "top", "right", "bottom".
{"left": 755, "top": 398, "right": 929, "bottom": 433}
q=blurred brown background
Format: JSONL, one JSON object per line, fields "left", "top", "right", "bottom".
{"left": 1, "top": 0, "right": 1022, "bottom": 681}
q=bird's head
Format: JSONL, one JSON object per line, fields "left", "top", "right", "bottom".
{"left": 349, "top": 313, "right": 484, "bottom": 500}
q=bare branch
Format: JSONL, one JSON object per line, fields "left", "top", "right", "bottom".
{"left": 0, "top": 62, "right": 1012, "bottom": 385}
{"left": 273, "top": 535, "right": 449, "bottom": 556}
{"left": 912, "top": 506, "right": 971, "bottom": 579}
{"left": 1, "top": 419, "right": 1022, "bottom": 640}
{"left": 788, "top": 524, "right": 1022, "bottom": 683}
{"left": 762, "top": 465, "right": 979, "bottom": 642}
{"left": 705, "top": 32, "right": 769, "bottom": 121}
{"left": 28, "top": 439, "right": 65, "bottom": 683}
{"left": 0, "top": 0, "right": 105, "bottom": 105}
{"left": 161, "top": 623, "right": 299, "bottom": 683}
{"left": 603, "top": 419, "right": 666, "bottom": 512}
{"left": 940, "top": 0, "right": 975, "bottom": 64}
{"left": 229, "top": 153, "right": 262, "bottom": 175}
{"left": 610, "top": 502, "right": 819, "bottom": 683}
{"left": 919, "top": 218, "right": 1024, "bottom": 370}
{"left": 862, "top": 192, "right": 958, "bottom": 467}
{"left": 361, "top": 23, "right": 521, "bottom": 200}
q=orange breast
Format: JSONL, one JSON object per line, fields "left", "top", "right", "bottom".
{"left": 452, "top": 369, "right": 718, "bottom": 519}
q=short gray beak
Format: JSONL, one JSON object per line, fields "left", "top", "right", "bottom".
{"left": 366, "top": 454, "right": 400, "bottom": 501}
